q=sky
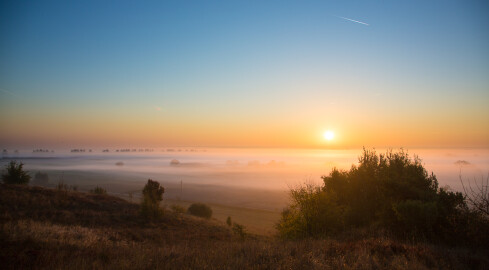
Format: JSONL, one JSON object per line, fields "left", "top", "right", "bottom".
{"left": 1, "top": 0, "right": 488, "bottom": 149}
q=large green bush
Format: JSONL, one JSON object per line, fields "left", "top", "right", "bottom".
{"left": 2, "top": 161, "right": 31, "bottom": 185}
{"left": 276, "top": 149, "right": 477, "bottom": 244}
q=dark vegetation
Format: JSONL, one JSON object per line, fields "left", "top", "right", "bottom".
{"left": 140, "top": 179, "right": 165, "bottom": 220}
{"left": 1, "top": 161, "right": 30, "bottom": 185}
{"left": 90, "top": 186, "right": 107, "bottom": 195}
{"left": 0, "top": 184, "right": 488, "bottom": 269}
{"left": 0, "top": 149, "right": 488, "bottom": 269}
{"left": 32, "top": 171, "right": 49, "bottom": 186}
{"left": 277, "top": 149, "right": 489, "bottom": 248}
{"left": 170, "top": 204, "right": 186, "bottom": 214}
{"left": 187, "top": 203, "right": 213, "bottom": 219}
{"left": 460, "top": 174, "right": 489, "bottom": 217}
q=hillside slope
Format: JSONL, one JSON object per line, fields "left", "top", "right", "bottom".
{"left": 0, "top": 184, "right": 487, "bottom": 269}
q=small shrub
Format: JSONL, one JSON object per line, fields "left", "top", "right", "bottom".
{"left": 187, "top": 203, "right": 212, "bottom": 219}
{"left": 32, "top": 171, "right": 49, "bottom": 186}
{"left": 140, "top": 179, "right": 165, "bottom": 220}
{"left": 90, "top": 186, "right": 107, "bottom": 195}
{"left": 56, "top": 181, "right": 68, "bottom": 191}
{"left": 232, "top": 223, "right": 247, "bottom": 239}
{"left": 1, "top": 161, "right": 30, "bottom": 185}
{"left": 226, "top": 216, "right": 232, "bottom": 227}
{"left": 170, "top": 204, "right": 186, "bottom": 214}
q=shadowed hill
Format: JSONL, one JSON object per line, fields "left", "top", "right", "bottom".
{"left": 0, "top": 184, "right": 488, "bottom": 269}
{"left": 0, "top": 184, "right": 231, "bottom": 242}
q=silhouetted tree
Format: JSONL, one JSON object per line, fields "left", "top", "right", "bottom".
{"left": 460, "top": 174, "right": 489, "bottom": 217}
{"left": 277, "top": 149, "right": 469, "bottom": 243}
{"left": 232, "top": 223, "right": 247, "bottom": 239}
{"left": 140, "top": 179, "right": 165, "bottom": 220}
{"left": 2, "top": 161, "right": 30, "bottom": 185}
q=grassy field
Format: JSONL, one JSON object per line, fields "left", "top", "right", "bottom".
{"left": 162, "top": 199, "right": 281, "bottom": 235}
{"left": 1, "top": 184, "right": 488, "bottom": 269}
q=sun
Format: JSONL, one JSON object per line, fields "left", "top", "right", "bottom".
{"left": 323, "top": 130, "right": 335, "bottom": 141}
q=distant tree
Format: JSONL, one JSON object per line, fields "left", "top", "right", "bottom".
{"left": 2, "top": 161, "right": 31, "bottom": 185}
{"left": 140, "top": 179, "right": 165, "bottom": 220}
{"left": 226, "top": 216, "right": 232, "bottom": 227}
{"left": 187, "top": 203, "right": 212, "bottom": 219}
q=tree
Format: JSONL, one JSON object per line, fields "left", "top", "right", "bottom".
{"left": 276, "top": 149, "right": 467, "bottom": 242}
{"left": 460, "top": 174, "right": 489, "bottom": 217}
{"left": 232, "top": 223, "right": 247, "bottom": 239}
{"left": 2, "top": 161, "right": 31, "bottom": 185}
{"left": 140, "top": 179, "right": 165, "bottom": 220}
{"left": 226, "top": 216, "right": 232, "bottom": 227}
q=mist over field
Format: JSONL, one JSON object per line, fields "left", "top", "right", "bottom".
{"left": 2, "top": 147, "right": 487, "bottom": 211}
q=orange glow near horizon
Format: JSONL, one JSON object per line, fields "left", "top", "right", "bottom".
{"left": 1, "top": 107, "right": 488, "bottom": 149}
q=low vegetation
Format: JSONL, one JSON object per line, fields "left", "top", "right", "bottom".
{"left": 277, "top": 149, "right": 489, "bottom": 248}
{"left": 187, "top": 203, "right": 213, "bottom": 219}
{"left": 1, "top": 161, "right": 30, "bottom": 185}
{"left": 90, "top": 186, "right": 107, "bottom": 195}
{"left": 140, "top": 179, "right": 165, "bottom": 220}
{"left": 0, "top": 183, "right": 488, "bottom": 269}
{"left": 170, "top": 204, "right": 186, "bottom": 214}
{"left": 32, "top": 171, "right": 49, "bottom": 186}
{"left": 0, "top": 150, "right": 488, "bottom": 269}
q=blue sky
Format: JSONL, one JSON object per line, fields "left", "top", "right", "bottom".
{"left": 1, "top": 0, "right": 488, "bottom": 148}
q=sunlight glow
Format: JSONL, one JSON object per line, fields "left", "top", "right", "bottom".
{"left": 324, "top": 131, "right": 335, "bottom": 141}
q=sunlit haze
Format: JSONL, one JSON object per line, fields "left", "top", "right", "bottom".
{"left": 1, "top": 1, "right": 488, "bottom": 149}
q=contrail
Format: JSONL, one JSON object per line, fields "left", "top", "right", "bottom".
{"left": 336, "top": 16, "right": 369, "bottom": 26}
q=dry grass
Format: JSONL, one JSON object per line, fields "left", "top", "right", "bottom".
{"left": 163, "top": 199, "right": 281, "bottom": 235}
{"left": 0, "top": 184, "right": 487, "bottom": 269}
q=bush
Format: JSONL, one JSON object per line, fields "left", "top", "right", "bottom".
{"left": 2, "top": 161, "right": 30, "bottom": 185}
{"left": 226, "top": 216, "right": 232, "bottom": 227}
{"left": 276, "top": 183, "right": 344, "bottom": 239}
{"left": 32, "top": 171, "right": 49, "bottom": 186}
{"left": 90, "top": 186, "right": 107, "bottom": 195}
{"left": 170, "top": 204, "right": 186, "bottom": 214}
{"left": 170, "top": 159, "right": 180, "bottom": 166}
{"left": 56, "top": 181, "right": 68, "bottom": 191}
{"left": 232, "top": 223, "right": 247, "bottom": 239}
{"left": 187, "top": 203, "right": 212, "bottom": 219}
{"left": 140, "top": 179, "right": 165, "bottom": 220}
{"left": 276, "top": 149, "right": 470, "bottom": 243}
